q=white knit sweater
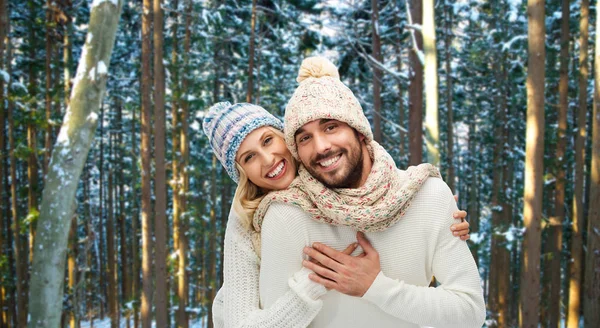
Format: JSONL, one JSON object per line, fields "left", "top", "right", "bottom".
{"left": 213, "top": 177, "right": 485, "bottom": 327}
{"left": 259, "top": 177, "right": 485, "bottom": 327}
{"left": 212, "top": 205, "right": 327, "bottom": 328}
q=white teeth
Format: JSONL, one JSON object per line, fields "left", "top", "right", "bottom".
{"left": 267, "top": 162, "right": 285, "bottom": 178}
{"left": 319, "top": 156, "right": 340, "bottom": 168}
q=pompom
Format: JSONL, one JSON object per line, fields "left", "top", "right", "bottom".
{"left": 296, "top": 57, "right": 340, "bottom": 83}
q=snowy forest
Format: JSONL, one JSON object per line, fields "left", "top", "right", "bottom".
{"left": 0, "top": 0, "right": 599, "bottom": 327}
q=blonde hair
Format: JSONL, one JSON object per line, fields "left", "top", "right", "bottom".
{"left": 231, "top": 127, "right": 289, "bottom": 232}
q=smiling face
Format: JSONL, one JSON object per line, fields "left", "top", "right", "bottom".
{"left": 295, "top": 119, "right": 367, "bottom": 188}
{"left": 236, "top": 127, "right": 296, "bottom": 192}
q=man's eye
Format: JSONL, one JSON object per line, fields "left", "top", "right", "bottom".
{"left": 299, "top": 135, "right": 309, "bottom": 143}
{"left": 325, "top": 125, "right": 337, "bottom": 132}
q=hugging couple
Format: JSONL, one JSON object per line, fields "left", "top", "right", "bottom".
{"left": 202, "top": 56, "right": 486, "bottom": 327}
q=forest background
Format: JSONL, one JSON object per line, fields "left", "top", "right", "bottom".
{"left": 0, "top": 0, "right": 599, "bottom": 327}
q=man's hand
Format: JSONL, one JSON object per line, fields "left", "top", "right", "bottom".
{"left": 452, "top": 194, "right": 470, "bottom": 241}
{"left": 451, "top": 211, "right": 470, "bottom": 240}
{"left": 302, "top": 232, "right": 380, "bottom": 297}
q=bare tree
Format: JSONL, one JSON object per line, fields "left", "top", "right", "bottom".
{"left": 519, "top": 0, "right": 545, "bottom": 326}
{"left": 27, "top": 1, "right": 123, "bottom": 326}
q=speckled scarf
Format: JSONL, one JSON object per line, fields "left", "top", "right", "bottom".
{"left": 252, "top": 141, "right": 441, "bottom": 235}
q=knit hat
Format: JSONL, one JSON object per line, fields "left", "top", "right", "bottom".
{"left": 202, "top": 102, "right": 284, "bottom": 183}
{"left": 284, "top": 56, "right": 373, "bottom": 159}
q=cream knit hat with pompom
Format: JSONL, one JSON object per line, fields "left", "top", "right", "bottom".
{"left": 284, "top": 56, "right": 373, "bottom": 159}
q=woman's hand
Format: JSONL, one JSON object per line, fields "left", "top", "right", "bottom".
{"left": 302, "top": 232, "right": 380, "bottom": 297}
{"left": 451, "top": 195, "right": 470, "bottom": 241}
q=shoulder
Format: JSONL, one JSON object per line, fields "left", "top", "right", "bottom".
{"left": 262, "top": 202, "right": 312, "bottom": 233}
{"left": 405, "top": 177, "right": 458, "bottom": 228}
{"left": 409, "top": 176, "right": 454, "bottom": 205}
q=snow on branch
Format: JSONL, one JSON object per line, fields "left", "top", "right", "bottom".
{"left": 405, "top": 1, "right": 425, "bottom": 65}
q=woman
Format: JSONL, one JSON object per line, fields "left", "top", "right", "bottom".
{"left": 202, "top": 102, "right": 470, "bottom": 327}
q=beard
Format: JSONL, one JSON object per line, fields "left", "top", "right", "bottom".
{"left": 304, "top": 136, "right": 364, "bottom": 189}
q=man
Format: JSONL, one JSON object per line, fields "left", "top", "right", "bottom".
{"left": 257, "top": 57, "right": 485, "bottom": 327}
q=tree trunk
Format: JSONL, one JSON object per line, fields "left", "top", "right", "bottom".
{"left": 0, "top": 0, "right": 7, "bottom": 324}
{"left": 130, "top": 100, "right": 140, "bottom": 328}
{"left": 584, "top": 3, "right": 600, "bottom": 323}
{"left": 170, "top": 1, "right": 183, "bottom": 324}
{"left": 83, "top": 170, "right": 93, "bottom": 325}
{"left": 519, "top": 0, "right": 545, "bottom": 326}
{"left": 107, "top": 136, "right": 118, "bottom": 328}
{"left": 98, "top": 107, "right": 106, "bottom": 320}
{"left": 246, "top": 0, "right": 257, "bottom": 103}
{"left": 140, "top": 0, "right": 153, "bottom": 325}
{"left": 489, "top": 54, "right": 505, "bottom": 326}
{"left": 207, "top": 156, "right": 218, "bottom": 328}
{"left": 44, "top": 0, "right": 53, "bottom": 175}
{"left": 467, "top": 117, "right": 479, "bottom": 265}
{"left": 497, "top": 59, "right": 511, "bottom": 328}
{"left": 26, "top": 2, "right": 123, "bottom": 327}
{"left": 394, "top": 13, "right": 405, "bottom": 162}
{"left": 408, "top": 0, "right": 423, "bottom": 165}
{"left": 153, "top": 0, "right": 168, "bottom": 324}
{"left": 25, "top": 5, "right": 38, "bottom": 323}
{"left": 569, "top": 1, "right": 589, "bottom": 326}
{"left": 423, "top": 0, "right": 438, "bottom": 166}
{"left": 68, "top": 214, "right": 78, "bottom": 328}
{"left": 63, "top": 0, "right": 72, "bottom": 109}
{"left": 178, "top": 3, "right": 191, "bottom": 323}
{"left": 547, "top": 1, "right": 569, "bottom": 326}
{"left": 444, "top": 4, "right": 454, "bottom": 192}
{"left": 371, "top": 0, "right": 382, "bottom": 143}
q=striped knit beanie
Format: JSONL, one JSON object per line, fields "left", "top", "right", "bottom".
{"left": 284, "top": 56, "right": 373, "bottom": 159}
{"left": 202, "top": 102, "right": 284, "bottom": 183}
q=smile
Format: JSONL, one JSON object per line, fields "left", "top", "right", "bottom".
{"left": 317, "top": 155, "right": 341, "bottom": 170}
{"left": 266, "top": 160, "right": 287, "bottom": 179}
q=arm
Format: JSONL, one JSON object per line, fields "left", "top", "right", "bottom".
{"left": 360, "top": 193, "right": 485, "bottom": 327}
{"left": 219, "top": 209, "right": 326, "bottom": 328}
{"left": 303, "top": 181, "right": 485, "bottom": 327}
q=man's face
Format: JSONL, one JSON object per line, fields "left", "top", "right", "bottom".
{"left": 295, "top": 119, "right": 364, "bottom": 188}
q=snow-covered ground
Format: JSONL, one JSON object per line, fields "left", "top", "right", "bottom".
{"left": 81, "top": 316, "right": 208, "bottom": 328}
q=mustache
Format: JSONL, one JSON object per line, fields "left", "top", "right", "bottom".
{"left": 312, "top": 149, "right": 344, "bottom": 164}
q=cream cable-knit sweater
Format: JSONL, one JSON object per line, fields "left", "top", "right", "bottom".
{"left": 212, "top": 206, "right": 327, "bottom": 328}
{"left": 259, "top": 177, "right": 485, "bottom": 327}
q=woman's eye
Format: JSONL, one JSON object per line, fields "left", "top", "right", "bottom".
{"left": 244, "top": 154, "right": 254, "bottom": 163}
{"left": 264, "top": 136, "right": 272, "bottom": 146}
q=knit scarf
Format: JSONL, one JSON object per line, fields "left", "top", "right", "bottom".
{"left": 252, "top": 141, "right": 441, "bottom": 236}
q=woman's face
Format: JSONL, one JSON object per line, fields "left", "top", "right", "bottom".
{"left": 236, "top": 127, "right": 296, "bottom": 191}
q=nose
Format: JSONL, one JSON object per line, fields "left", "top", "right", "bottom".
{"left": 312, "top": 133, "right": 331, "bottom": 154}
{"left": 259, "top": 149, "right": 276, "bottom": 167}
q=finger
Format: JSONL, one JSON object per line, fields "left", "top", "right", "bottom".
{"left": 450, "top": 221, "right": 470, "bottom": 233}
{"left": 303, "top": 260, "right": 338, "bottom": 281}
{"left": 453, "top": 194, "right": 458, "bottom": 202}
{"left": 342, "top": 242, "right": 358, "bottom": 255}
{"left": 356, "top": 232, "right": 376, "bottom": 254}
{"left": 309, "top": 273, "right": 337, "bottom": 290}
{"left": 452, "top": 210, "right": 468, "bottom": 220}
{"left": 312, "top": 242, "right": 353, "bottom": 264}
{"left": 304, "top": 247, "right": 345, "bottom": 272}
{"left": 460, "top": 234, "right": 470, "bottom": 241}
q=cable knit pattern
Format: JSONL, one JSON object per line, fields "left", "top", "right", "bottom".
{"left": 259, "top": 178, "right": 486, "bottom": 328}
{"left": 213, "top": 209, "right": 327, "bottom": 328}
{"left": 253, "top": 141, "right": 441, "bottom": 234}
